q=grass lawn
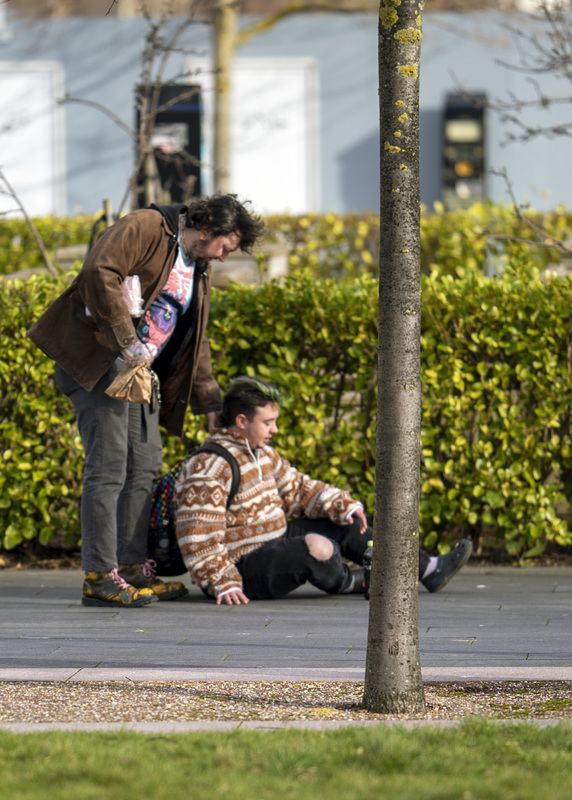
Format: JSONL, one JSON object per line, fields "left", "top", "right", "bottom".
{"left": 1, "top": 720, "right": 572, "bottom": 800}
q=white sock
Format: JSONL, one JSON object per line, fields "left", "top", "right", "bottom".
{"left": 422, "top": 556, "right": 439, "bottom": 580}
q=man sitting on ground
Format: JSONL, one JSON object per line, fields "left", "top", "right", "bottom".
{"left": 174, "top": 376, "right": 472, "bottom": 605}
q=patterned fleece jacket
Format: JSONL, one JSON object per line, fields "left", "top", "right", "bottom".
{"left": 173, "top": 428, "right": 359, "bottom": 598}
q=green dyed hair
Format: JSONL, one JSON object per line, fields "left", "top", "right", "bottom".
{"left": 220, "top": 376, "right": 281, "bottom": 427}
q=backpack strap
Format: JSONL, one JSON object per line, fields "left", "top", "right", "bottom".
{"left": 196, "top": 441, "right": 241, "bottom": 509}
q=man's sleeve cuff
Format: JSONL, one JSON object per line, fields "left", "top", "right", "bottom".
{"left": 345, "top": 502, "right": 363, "bottom": 522}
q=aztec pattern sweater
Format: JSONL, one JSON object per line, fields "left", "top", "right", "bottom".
{"left": 174, "top": 428, "right": 358, "bottom": 598}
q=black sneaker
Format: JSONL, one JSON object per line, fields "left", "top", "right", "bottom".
{"left": 421, "top": 539, "right": 473, "bottom": 593}
{"left": 340, "top": 568, "right": 366, "bottom": 594}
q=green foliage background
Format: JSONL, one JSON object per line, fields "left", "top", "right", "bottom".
{"left": 2, "top": 204, "right": 572, "bottom": 562}
{"left": 2, "top": 202, "right": 571, "bottom": 279}
{"left": 0, "top": 215, "right": 96, "bottom": 276}
{"left": 261, "top": 201, "right": 571, "bottom": 279}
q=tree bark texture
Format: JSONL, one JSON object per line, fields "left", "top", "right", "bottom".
{"left": 362, "top": 0, "right": 426, "bottom": 715}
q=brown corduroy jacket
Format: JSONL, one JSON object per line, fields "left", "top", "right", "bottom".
{"left": 27, "top": 204, "right": 222, "bottom": 436}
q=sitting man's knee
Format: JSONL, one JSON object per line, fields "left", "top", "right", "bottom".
{"left": 305, "top": 533, "right": 334, "bottom": 561}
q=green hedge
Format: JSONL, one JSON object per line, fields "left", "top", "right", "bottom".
{"left": 0, "top": 271, "right": 84, "bottom": 549}
{"left": 1, "top": 202, "right": 571, "bottom": 278}
{"left": 265, "top": 201, "right": 572, "bottom": 278}
{"left": 420, "top": 258, "right": 572, "bottom": 560}
{"left": 2, "top": 258, "right": 572, "bottom": 562}
{"left": 0, "top": 215, "right": 96, "bottom": 276}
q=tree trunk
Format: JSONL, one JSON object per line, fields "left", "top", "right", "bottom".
{"left": 362, "top": 0, "right": 426, "bottom": 715}
{"left": 213, "top": 0, "right": 237, "bottom": 194}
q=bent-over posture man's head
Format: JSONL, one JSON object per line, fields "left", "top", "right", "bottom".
{"left": 181, "top": 195, "right": 265, "bottom": 264}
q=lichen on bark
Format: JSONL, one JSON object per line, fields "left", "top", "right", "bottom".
{"left": 395, "top": 27, "right": 422, "bottom": 44}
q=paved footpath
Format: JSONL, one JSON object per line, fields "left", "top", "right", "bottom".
{"left": 0, "top": 564, "right": 571, "bottom": 684}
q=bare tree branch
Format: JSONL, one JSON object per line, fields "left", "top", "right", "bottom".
{"left": 492, "top": 2, "right": 572, "bottom": 144}
{"left": 58, "top": 94, "right": 137, "bottom": 139}
{"left": 236, "top": 0, "right": 375, "bottom": 49}
{"left": 0, "top": 167, "right": 56, "bottom": 275}
{"left": 488, "top": 167, "right": 572, "bottom": 256}
{"left": 56, "top": 2, "right": 205, "bottom": 215}
{"left": 449, "top": 3, "right": 572, "bottom": 145}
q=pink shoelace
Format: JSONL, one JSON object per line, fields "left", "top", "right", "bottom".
{"left": 142, "top": 559, "right": 158, "bottom": 578}
{"left": 109, "top": 567, "right": 131, "bottom": 589}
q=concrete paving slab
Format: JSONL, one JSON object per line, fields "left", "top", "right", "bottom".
{"left": 0, "top": 565, "right": 571, "bottom": 682}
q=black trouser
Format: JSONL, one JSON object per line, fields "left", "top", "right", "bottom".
{"left": 236, "top": 517, "right": 368, "bottom": 600}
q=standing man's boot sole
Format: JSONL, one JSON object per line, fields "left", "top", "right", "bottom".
{"left": 81, "top": 595, "right": 154, "bottom": 608}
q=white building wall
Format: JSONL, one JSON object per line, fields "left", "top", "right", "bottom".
{"left": 0, "top": 11, "right": 570, "bottom": 215}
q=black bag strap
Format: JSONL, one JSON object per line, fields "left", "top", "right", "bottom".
{"left": 195, "top": 441, "right": 241, "bottom": 510}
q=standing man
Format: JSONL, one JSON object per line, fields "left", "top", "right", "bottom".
{"left": 28, "top": 195, "right": 264, "bottom": 608}
{"left": 174, "top": 376, "right": 472, "bottom": 605}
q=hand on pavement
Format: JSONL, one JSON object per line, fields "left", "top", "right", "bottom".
{"left": 216, "top": 588, "right": 250, "bottom": 606}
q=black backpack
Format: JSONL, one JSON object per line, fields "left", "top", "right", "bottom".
{"left": 148, "top": 442, "right": 240, "bottom": 576}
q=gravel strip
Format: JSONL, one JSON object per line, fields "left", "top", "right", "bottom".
{"left": 1, "top": 680, "right": 572, "bottom": 723}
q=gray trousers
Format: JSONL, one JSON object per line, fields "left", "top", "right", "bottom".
{"left": 55, "top": 361, "right": 163, "bottom": 573}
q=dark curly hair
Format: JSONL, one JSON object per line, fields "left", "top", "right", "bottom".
{"left": 184, "top": 193, "right": 265, "bottom": 253}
